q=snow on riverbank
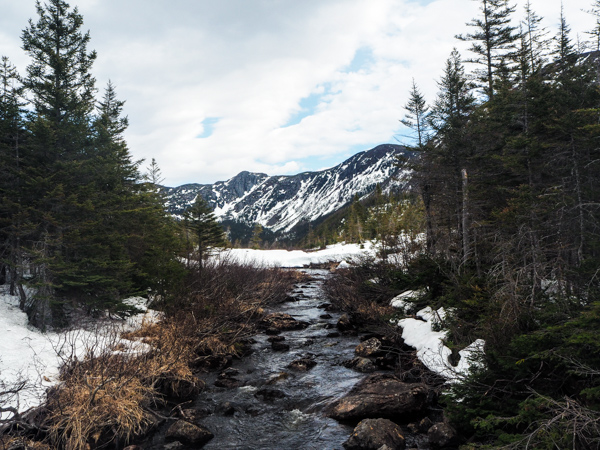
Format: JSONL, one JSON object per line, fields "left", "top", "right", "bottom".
{"left": 0, "top": 287, "right": 156, "bottom": 420}
{"left": 216, "top": 241, "right": 378, "bottom": 268}
{"left": 391, "top": 293, "right": 484, "bottom": 380}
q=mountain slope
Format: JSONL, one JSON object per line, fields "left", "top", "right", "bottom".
{"left": 163, "top": 144, "right": 414, "bottom": 233}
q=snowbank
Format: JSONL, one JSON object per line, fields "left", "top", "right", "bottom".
{"left": 216, "top": 241, "right": 377, "bottom": 268}
{"left": 393, "top": 301, "right": 484, "bottom": 380}
{"left": 0, "top": 287, "right": 156, "bottom": 420}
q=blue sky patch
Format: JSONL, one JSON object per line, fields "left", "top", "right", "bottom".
{"left": 197, "top": 117, "right": 220, "bottom": 138}
{"left": 282, "top": 85, "right": 333, "bottom": 128}
{"left": 344, "top": 46, "right": 374, "bottom": 74}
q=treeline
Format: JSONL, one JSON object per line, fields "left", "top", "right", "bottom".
{"left": 297, "top": 187, "right": 424, "bottom": 250}
{"left": 0, "top": 0, "right": 184, "bottom": 329}
{"left": 401, "top": 0, "right": 600, "bottom": 447}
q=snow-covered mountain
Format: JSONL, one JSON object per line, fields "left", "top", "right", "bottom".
{"left": 163, "top": 144, "right": 414, "bottom": 233}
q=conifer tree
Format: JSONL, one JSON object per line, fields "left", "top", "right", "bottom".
{"left": 427, "top": 49, "right": 476, "bottom": 264}
{"left": 184, "top": 196, "right": 226, "bottom": 269}
{"left": 456, "top": 0, "right": 518, "bottom": 99}
{"left": 20, "top": 0, "right": 99, "bottom": 326}
{"left": 401, "top": 79, "right": 429, "bottom": 148}
{"left": 0, "top": 56, "right": 27, "bottom": 297}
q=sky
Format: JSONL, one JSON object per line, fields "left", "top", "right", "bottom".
{"left": 0, "top": 0, "right": 596, "bottom": 186}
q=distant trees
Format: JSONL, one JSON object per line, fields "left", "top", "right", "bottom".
{"left": 0, "top": 0, "right": 183, "bottom": 328}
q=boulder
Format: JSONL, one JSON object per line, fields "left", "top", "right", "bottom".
{"left": 266, "top": 371, "right": 290, "bottom": 384}
{"left": 165, "top": 420, "right": 213, "bottom": 446}
{"left": 260, "top": 312, "right": 309, "bottom": 331}
{"left": 287, "top": 356, "right": 317, "bottom": 371}
{"left": 343, "top": 418, "right": 405, "bottom": 450}
{"left": 344, "top": 357, "right": 377, "bottom": 373}
{"left": 271, "top": 341, "right": 290, "bottom": 352}
{"left": 254, "top": 387, "right": 286, "bottom": 401}
{"left": 156, "top": 376, "right": 203, "bottom": 401}
{"left": 427, "top": 422, "right": 457, "bottom": 449}
{"left": 327, "top": 374, "right": 432, "bottom": 421}
{"left": 355, "top": 338, "right": 382, "bottom": 357}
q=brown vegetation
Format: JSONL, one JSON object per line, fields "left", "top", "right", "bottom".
{"left": 5, "top": 259, "right": 298, "bottom": 449}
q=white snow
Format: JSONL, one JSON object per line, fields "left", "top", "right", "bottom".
{"left": 393, "top": 303, "right": 484, "bottom": 380}
{"left": 0, "top": 287, "right": 156, "bottom": 420}
{"left": 215, "top": 241, "right": 377, "bottom": 268}
{"left": 390, "top": 290, "right": 425, "bottom": 311}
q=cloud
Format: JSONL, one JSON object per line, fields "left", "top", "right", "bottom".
{"left": 1, "top": 0, "right": 596, "bottom": 185}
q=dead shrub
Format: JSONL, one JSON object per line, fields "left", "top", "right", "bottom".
{"left": 324, "top": 267, "right": 396, "bottom": 327}
{"left": 16, "top": 261, "right": 297, "bottom": 449}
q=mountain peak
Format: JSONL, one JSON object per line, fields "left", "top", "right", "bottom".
{"left": 163, "top": 144, "right": 414, "bottom": 232}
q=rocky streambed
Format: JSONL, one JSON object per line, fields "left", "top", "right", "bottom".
{"left": 137, "top": 269, "right": 455, "bottom": 450}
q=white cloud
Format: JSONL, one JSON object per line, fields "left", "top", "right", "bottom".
{"left": 0, "top": 0, "right": 596, "bottom": 185}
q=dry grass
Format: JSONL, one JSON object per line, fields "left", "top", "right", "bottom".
{"left": 31, "top": 260, "right": 298, "bottom": 449}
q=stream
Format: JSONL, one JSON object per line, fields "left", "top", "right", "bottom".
{"left": 144, "top": 269, "right": 394, "bottom": 449}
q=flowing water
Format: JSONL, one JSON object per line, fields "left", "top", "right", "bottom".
{"left": 193, "top": 269, "right": 365, "bottom": 449}
{"left": 150, "top": 269, "right": 369, "bottom": 450}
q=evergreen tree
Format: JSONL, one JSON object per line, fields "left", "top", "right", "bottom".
{"left": 0, "top": 56, "right": 27, "bottom": 297}
{"left": 427, "top": 49, "right": 476, "bottom": 264}
{"left": 401, "top": 78, "right": 429, "bottom": 148}
{"left": 184, "top": 196, "right": 226, "bottom": 270}
{"left": 456, "top": 0, "right": 518, "bottom": 99}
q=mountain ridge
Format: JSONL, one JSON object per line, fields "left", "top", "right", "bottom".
{"left": 163, "top": 144, "right": 414, "bottom": 235}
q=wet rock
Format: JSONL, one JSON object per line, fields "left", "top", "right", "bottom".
{"left": 301, "top": 338, "right": 315, "bottom": 347}
{"left": 327, "top": 331, "right": 341, "bottom": 338}
{"left": 337, "top": 313, "right": 358, "bottom": 334}
{"left": 427, "top": 422, "right": 457, "bottom": 449}
{"left": 327, "top": 374, "right": 432, "bottom": 421}
{"left": 325, "top": 323, "right": 337, "bottom": 329}
{"left": 214, "top": 377, "right": 241, "bottom": 389}
{"left": 343, "top": 418, "right": 405, "bottom": 450}
{"left": 165, "top": 420, "right": 213, "bottom": 446}
{"left": 156, "top": 376, "right": 203, "bottom": 401}
{"left": 266, "top": 372, "right": 290, "bottom": 384}
{"left": 222, "top": 367, "right": 240, "bottom": 377}
{"left": 265, "top": 327, "right": 281, "bottom": 335}
{"left": 317, "top": 303, "right": 334, "bottom": 310}
{"left": 355, "top": 338, "right": 382, "bottom": 357}
{"left": 179, "top": 407, "right": 211, "bottom": 424}
{"left": 191, "top": 354, "right": 232, "bottom": 372}
{"left": 271, "top": 341, "right": 290, "bottom": 352}
{"left": 418, "top": 417, "right": 434, "bottom": 432}
{"left": 267, "top": 335, "right": 286, "bottom": 342}
{"left": 254, "top": 387, "right": 286, "bottom": 401}
{"left": 216, "top": 401, "right": 237, "bottom": 416}
{"left": 344, "top": 357, "right": 377, "bottom": 373}
{"left": 260, "top": 312, "right": 309, "bottom": 331}
{"left": 287, "top": 356, "right": 317, "bottom": 371}
{"left": 320, "top": 313, "right": 333, "bottom": 319}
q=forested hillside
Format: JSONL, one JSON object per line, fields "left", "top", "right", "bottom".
{"left": 397, "top": 0, "right": 600, "bottom": 446}
{"left": 0, "top": 1, "right": 183, "bottom": 329}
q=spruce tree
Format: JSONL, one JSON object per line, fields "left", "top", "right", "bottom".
{"left": 427, "top": 49, "right": 476, "bottom": 264}
{"left": 456, "top": 0, "right": 518, "bottom": 99}
{"left": 0, "top": 56, "right": 27, "bottom": 297}
{"left": 401, "top": 79, "right": 429, "bottom": 148}
{"left": 184, "top": 196, "right": 226, "bottom": 270}
{"left": 20, "top": 0, "right": 99, "bottom": 326}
